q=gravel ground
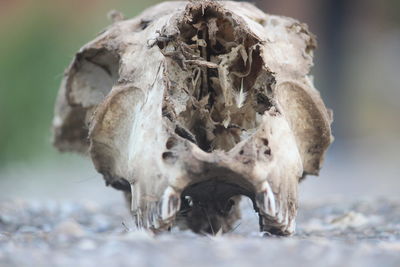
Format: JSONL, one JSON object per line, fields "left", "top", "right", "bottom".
{"left": 1, "top": 198, "right": 400, "bottom": 267}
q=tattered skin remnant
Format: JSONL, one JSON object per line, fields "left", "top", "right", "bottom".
{"left": 52, "top": 1, "right": 333, "bottom": 236}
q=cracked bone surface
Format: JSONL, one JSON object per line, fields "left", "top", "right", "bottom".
{"left": 53, "top": 1, "right": 333, "bottom": 236}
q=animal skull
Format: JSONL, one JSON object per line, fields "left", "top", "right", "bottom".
{"left": 53, "top": 1, "right": 333, "bottom": 235}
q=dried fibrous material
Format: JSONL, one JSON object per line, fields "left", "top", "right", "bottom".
{"left": 53, "top": 0, "right": 333, "bottom": 235}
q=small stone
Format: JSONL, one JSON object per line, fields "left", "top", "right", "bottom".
{"left": 17, "top": 226, "right": 38, "bottom": 233}
{"left": 330, "top": 211, "right": 368, "bottom": 229}
{"left": 53, "top": 220, "right": 85, "bottom": 238}
{"left": 78, "top": 239, "right": 97, "bottom": 250}
{"left": 0, "top": 215, "right": 15, "bottom": 225}
{"left": 0, "top": 233, "right": 10, "bottom": 241}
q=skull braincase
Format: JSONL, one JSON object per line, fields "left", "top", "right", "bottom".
{"left": 53, "top": 1, "right": 333, "bottom": 235}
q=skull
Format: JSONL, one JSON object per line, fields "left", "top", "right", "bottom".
{"left": 53, "top": 1, "right": 333, "bottom": 235}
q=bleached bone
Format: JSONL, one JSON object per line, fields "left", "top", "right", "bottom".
{"left": 53, "top": 0, "right": 333, "bottom": 236}
{"left": 160, "top": 186, "right": 181, "bottom": 221}
{"left": 255, "top": 180, "right": 276, "bottom": 217}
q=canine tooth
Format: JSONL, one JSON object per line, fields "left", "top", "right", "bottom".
{"left": 160, "top": 186, "right": 180, "bottom": 221}
{"left": 130, "top": 183, "right": 141, "bottom": 212}
{"left": 287, "top": 218, "right": 296, "bottom": 234}
{"left": 283, "top": 210, "right": 289, "bottom": 226}
{"left": 134, "top": 210, "right": 143, "bottom": 229}
{"left": 256, "top": 180, "right": 276, "bottom": 217}
{"left": 267, "top": 192, "right": 276, "bottom": 216}
{"left": 151, "top": 203, "right": 160, "bottom": 228}
{"left": 277, "top": 209, "right": 284, "bottom": 223}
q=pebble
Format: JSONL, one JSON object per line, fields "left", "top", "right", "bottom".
{"left": 52, "top": 220, "right": 85, "bottom": 238}
{"left": 78, "top": 239, "right": 97, "bottom": 250}
{"left": 17, "top": 226, "right": 39, "bottom": 233}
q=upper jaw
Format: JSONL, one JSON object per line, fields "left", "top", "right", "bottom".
{"left": 117, "top": 109, "right": 303, "bottom": 235}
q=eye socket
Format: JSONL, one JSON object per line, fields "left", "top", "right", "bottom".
{"left": 54, "top": 47, "right": 121, "bottom": 153}
{"left": 67, "top": 48, "right": 120, "bottom": 108}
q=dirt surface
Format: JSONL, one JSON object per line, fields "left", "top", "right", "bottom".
{"left": 1, "top": 143, "right": 399, "bottom": 267}
{"left": 1, "top": 198, "right": 399, "bottom": 267}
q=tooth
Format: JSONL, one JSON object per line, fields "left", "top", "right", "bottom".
{"left": 130, "top": 183, "right": 144, "bottom": 229}
{"left": 160, "top": 186, "right": 181, "bottom": 221}
{"left": 287, "top": 218, "right": 296, "bottom": 234}
{"left": 275, "top": 197, "right": 283, "bottom": 218}
{"left": 277, "top": 207, "right": 284, "bottom": 223}
{"left": 149, "top": 203, "right": 159, "bottom": 228}
{"left": 134, "top": 210, "right": 143, "bottom": 229}
{"left": 283, "top": 210, "right": 289, "bottom": 226}
{"left": 144, "top": 206, "right": 150, "bottom": 229}
{"left": 256, "top": 180, "right": 276, "bottom": 217}
{"left": 130, "top": 183, "right": 141, "bottom": 212}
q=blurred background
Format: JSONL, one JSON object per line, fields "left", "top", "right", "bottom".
{"left": 0, "top": 0, "right": 399, "bottom": 203}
